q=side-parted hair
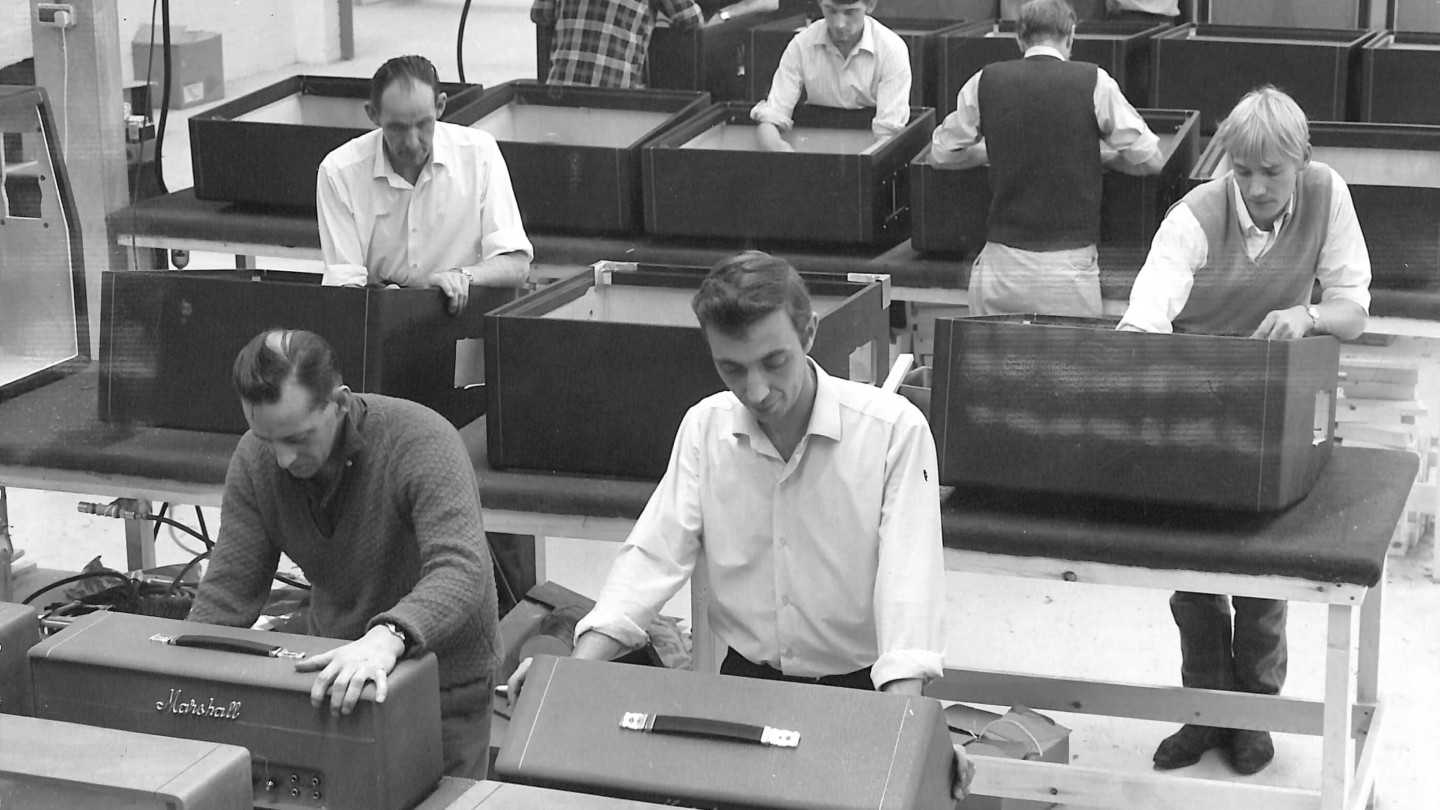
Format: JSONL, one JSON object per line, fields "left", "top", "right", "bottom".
{"left": 232, "top": 329, "right": 343, "bottom": 408}
{"left": 692, "top": 251, "right": 813, "bottom": 339}
{"left": 1215, "top": 85, "right": 1311, "bottom": 167}
{"left": 1017, "top": 0, "right": 1076, "bottom": 44}
{"left": 370, "top": 55, "right": 442, "bottom": 109}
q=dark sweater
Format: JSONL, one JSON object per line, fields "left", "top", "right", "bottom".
{"left": 978, "top": 56, "right": 1102, "bottom": 251}
{"left": 189, "top": 394, "right": 499, "bottom": 691}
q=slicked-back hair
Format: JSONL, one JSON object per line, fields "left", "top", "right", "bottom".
{"left": 1215, "top": 85, "right": 1312, "bottom": 168}
{"left": 692, "top": 251, "right": 813, "bottom": 339}
{"left": 370, "top": 55, "right": 442, "bottom": 109}
{"left": 232, "top": 329, "right": 343, "bottom": 409}
{"left": 1017, "top": 0, "right": 1076, "bottom": 45}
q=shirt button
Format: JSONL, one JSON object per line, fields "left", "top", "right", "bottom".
{"left": 782, "top": 596, "right": 790, "bottom": 606}
{"left": 784, "top": 649, "right": 793, "bottom": 658}
{"left": 777, "top": 535, "right": 786, "bottom": 547}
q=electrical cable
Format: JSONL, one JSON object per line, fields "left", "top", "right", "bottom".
{"left": 128, "top": 0, "right": 161, "bottom": 270}
{"left": 148, "top": 513, "right": 213, "bottom": 550}
{"left": 153, "top": 0, "right": 173, "bottom": 194}
{"left": 22, "top": 570, "right": 133, "bottom": 606}
{"left": 59, "top": 24, "right": 68, "bottom": 161}
{"left": 166, "top": 550, "right": 209, "bottom": 596}
{"left": 274, "top": 572, "right": 312, "bottom": 591}
{"left": 457, "top": 0, "right": 475, "bottom": 83}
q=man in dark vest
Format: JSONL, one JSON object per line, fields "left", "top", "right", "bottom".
{"left": 1120, "top": 87, "right": 1371, "bottom": 774}
{"left": 928, "top": 0, "right": 1165, "bottom": 317}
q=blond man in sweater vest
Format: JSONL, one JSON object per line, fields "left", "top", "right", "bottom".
{"left": 1120, "top": 86, "right": 1371, "bottom": 775}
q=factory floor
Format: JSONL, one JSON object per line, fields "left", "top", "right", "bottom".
{"left": 10, "top": 1, "right": 1439, "bottom": 807}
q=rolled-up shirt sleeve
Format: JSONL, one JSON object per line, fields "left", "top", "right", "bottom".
{"left": 751, "top": 38, "right": 805, "bottom": 132}
{"left": 317, "top": 162, "right": 371, "bottom": 286}
{"left": 576, "top": 410, "right": 706, "bottom": 648}
{"left": 476, "top": 140, "right": 534, "bottom": 263}
{"left": 1317, "top": 166, "right": 1372, "bottom": 313}
{"left": 870, "top": 407, "right": 946, "bottom": 688}
{"left": 930, "top": 71, "right": 983, "bottom": 160}
{"left": 871, "top": 39, "right": 912, "bottom": 139}
{"left": 1094, "top": 68, "right": 1160, "bottom": 167}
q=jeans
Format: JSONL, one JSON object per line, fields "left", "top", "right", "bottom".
{"left": 1170, "top": 591, "right": 1287, "bottom": 694}
{"left": 720, "top": 648, "right": 874, "bottom": 692}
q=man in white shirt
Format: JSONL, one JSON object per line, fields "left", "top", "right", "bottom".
{"left": 509, "top": 251, "right": 972, "bottom": 799}
{"left": 929, "top": 0, "right": 1165, "bottom": 318}
{"left": 317, "top": 55, "right": 533, "bottom": 314}
{"left": 750, "top": 0, "right": 911, "bottom": 150}
{"left": 1120, "top": 86, "right": 1370, "bottom": 777}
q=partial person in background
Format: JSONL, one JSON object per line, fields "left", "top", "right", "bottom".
{"left": 190, "top": 329, "right": 500, "bottom": 779}
{"left": 532, "top": 0, "right": 704, "bottom": 87}
{"left": 928, "top": 0, "right": 1164, "bottom": 318}
{"left": 317, "top": 55, "right": 532, "bottom": 314}
{"left": 750, "top": 0, "right": 911, "bottom": 151}
{"left": 1121, "top": 86, "right": 1370, "bottom": 775}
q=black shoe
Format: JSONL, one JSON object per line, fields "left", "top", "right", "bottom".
{"left": 1153, "top": 725, "right": 1229, "bottom": 770}
{"left": 1228, "top": 729, "right": 1275, "bottom": 775}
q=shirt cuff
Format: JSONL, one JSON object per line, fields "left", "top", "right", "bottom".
{"left": 870, "top": 649, "right": 945, "bottom": 691}
{"left": 322, "top": 263, "right": 369, "bottom": 287}
{"left": 575, "top": 606, "right": 650, "bottom": 650}
{"left": 750, "top": 101, "right": 793, "bottom": 132}
{"left": 482, "top": 228, "right": 535, "bottom": 263}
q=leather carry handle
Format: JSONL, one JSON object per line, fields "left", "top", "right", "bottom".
{"left": 620, "top": 712, "right": 800, "bottom": 748}
{"left": 151, "top": 633, "right": 307, "bottom": 660}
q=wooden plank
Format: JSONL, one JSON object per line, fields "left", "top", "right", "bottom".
{"left": 1357, "top": 572, "right": 1383, "bottom": 705}
{"left": 479, "top": 509, "right": 635, "bottom": 544}
{"left": 1321, "top": 604, "right": 1356, "bottom": 810}
{"left": 943, "top": 549, "right": 1369, "bottom": 604}
{"left": 1340, "top": 364, "right": 1421, "bottom": 385}
{"left": 1340, "top": 381, "right": 1419, "bottom": 401}
{"left": 963, "top": 753, "right": 1319, "bottom": 810}
{"left": 1346, "top": 701, "right": 1386, "bottom": 810}
{"left": 928, "top": 667, "right": 1374, "bottom": 736}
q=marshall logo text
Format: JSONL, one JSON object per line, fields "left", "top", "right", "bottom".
{"left": 155, "top": 688, "right": 242, "bottom": 720}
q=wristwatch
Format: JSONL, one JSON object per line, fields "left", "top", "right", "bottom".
{"left": 378, "top": 621, "right": 410, "bottom": 653}
{"left": 1305, "top": 304, "right": 1322, "bottom": 335}
{"left": 718, "top": 9, "right": 732, "bottom": 21}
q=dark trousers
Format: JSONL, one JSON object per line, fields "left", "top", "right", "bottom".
{"left": 440, "top": 673, "right": 494, "bottom": 780}
{"left": 1170, "top": 591, "right": 1287, "bottom": 695}
{"left": 720, "top": 648, "right": 874, "bottom": 692}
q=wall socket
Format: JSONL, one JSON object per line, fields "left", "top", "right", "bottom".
{"left": 37, "top": 3, "right": 78, "bottom": 29}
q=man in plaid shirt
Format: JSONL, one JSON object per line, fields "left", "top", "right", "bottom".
{"left": 532, "top": 0, "right": 706, "bottom": 88}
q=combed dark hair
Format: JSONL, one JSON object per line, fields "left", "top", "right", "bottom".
{"left": 1017, "top": 0, "right": 1076, "bottom": 44}
{"left": 232, "top": 329, "right": 343, "bottom": 407}
{"left": 370, "top": 55, "right": 441, "bottom": 108}
{"left": 691, "top": 251, "right": 812, "bottom": 338}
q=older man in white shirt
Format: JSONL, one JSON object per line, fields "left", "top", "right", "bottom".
{"left": 749, "top": 0, "right": 911, "bottom": 150}
{"left": 317, "top": 55, "right": 533, "bottom": 314}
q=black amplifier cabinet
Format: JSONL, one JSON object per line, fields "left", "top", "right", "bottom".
{"left": 648, "top": 11, "right": 787, "bottom": 101}
{"left": 1360, "top": 31, "right": 1440, "bottom": 125}
{"left": 447, "top": 81, "right": 709, "bottom": 235}
{"left": 189, "top": 75, "right": 484, "bottom": 209}
{"left": 416, "top": 778, "right": 676, "bottom": 809}
{"left": 0, "top": 85, "right": 89, "bottom": 403}
{"left": 931, "top": 315, "right": 1340, "bottom": 512}
{"left": 99, "top": 269, "right": 516, "bottom": 433}
{"left": 936, "top": 20, "right": 1171, "bottom": 118}
{"left": 497, "top": 656, "right": 955, "bottom": 810}
{"left": 1191, "top": 122, "right": 1440, "bottom": 289}
{"left": 0, "top": 601, "right": 40, "bottom": 716}
{"left": 642, "top": 103, "right": 935, "bottom": 246}
{"left": 910, "top": 108, "right": 1200, "bottom": 254}
{"left": 485, "top": 262, "right": 891, "bottom": 479}
{"left": 28, "top": 611, "right": 443, "bottom": 810}
{"left": 0, "top": 714, "right": 252, "bottom": 810}
{"left": 1151, "top": 24, "right": 1375, "bottom": 134}
{"left": 749, "top": 16, "right": 982, "bottom": 109}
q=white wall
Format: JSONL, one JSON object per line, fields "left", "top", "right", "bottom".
{"left": 1, "top": 0, "right": 33, "bottom": 68}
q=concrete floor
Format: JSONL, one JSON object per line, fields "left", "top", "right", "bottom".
{"left": 9, "top": 0, "right": 1440, "bottom": 807}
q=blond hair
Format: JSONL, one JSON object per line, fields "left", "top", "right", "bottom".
{"left": 1214, "top": 86, "right": 1311, "bottom": 167}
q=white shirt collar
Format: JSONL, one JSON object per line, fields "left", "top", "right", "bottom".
{"left": 1023, "top": 45, "right": 1067, "bottom": 61}
{"left": 1228, "top": 172, "right": 1297, "bottom": 236}
{"left": 727, "top": 358, "right": 844, "bottom": 448}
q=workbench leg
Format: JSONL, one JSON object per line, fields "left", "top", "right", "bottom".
{"left": 0, "top": 486, "right": 12, "bottom": 603}
{"left": 123, "top": 499, "right": 157, "bottom": 572}
{"left": 1357, "top": 571, "right": 1383, "bottom": 705}
{"left": 1322, "top": 603, "right": 1356, "bottom": 810}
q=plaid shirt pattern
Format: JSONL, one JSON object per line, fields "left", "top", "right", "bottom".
{"left": 532, "top": 0, "right": 704, "bottom": 88}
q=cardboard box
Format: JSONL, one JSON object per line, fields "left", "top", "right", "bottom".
{"left": 131, "top": 25, "right": 224, "bottom": 109}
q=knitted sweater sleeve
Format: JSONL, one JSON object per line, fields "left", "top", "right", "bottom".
{"left": 188, "top": 441, "right": 283, "bottom": 628}
{"left": 370, "top": 424, "right": 495, "bottom": 655}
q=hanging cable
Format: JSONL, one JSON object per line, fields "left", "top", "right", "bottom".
{"left": 153, "top": 0, "right": 173, "bottom": 194}
{"left": 457, "top": 0, "right": 475, "bottom": 83}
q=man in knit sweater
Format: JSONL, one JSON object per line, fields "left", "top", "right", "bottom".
{"left": 1120, "top": 87, "right": 1370, "bottom": 775}
{"left": 928, "top": 0, "right": 1165, "bottom": 317}
{"left": 188, "top": 329, "right": 500, "bottom": 779}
